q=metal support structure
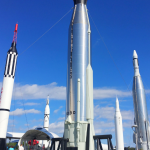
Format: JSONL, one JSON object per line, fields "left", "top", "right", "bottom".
{"left": 93, "top": 135, "right": 113, "bottom": 150}
{"left": 50, "top": 138, "right": 69, "bottom": 150}
{"left": 85, "top": 124, "right": 90, "bottom": 150}
{"left": 99, "top": 140, "right": 103, "bottom": 150}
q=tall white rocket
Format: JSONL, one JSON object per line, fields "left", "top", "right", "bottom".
{"left": 114, "top": 97, "right": 124, "bottom": 150}
{"left": 42, "top": 96, "right": 50, "bottom": 148}
{"left": 0, "top": 24, "right": 18, "bottom": 150}
{"left": 44, "top": 96, "right": 50, "bottom": 131}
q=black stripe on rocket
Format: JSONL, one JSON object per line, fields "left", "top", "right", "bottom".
{"left": 7, "top": 54, "right": 12, "bottom": 75}
{"left": 11, "top": 56, "right": 16, "bottom": 75}
{"left": 4, "top": 52, "right": 18, "bottom": 78}
{"left": 0, "top": 109, "right": 10, "bottom": 112}
{"left": 44, "top": 114, "right": 49, "bottom": 119}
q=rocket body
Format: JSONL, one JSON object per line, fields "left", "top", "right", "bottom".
{"left": 43, "top": 96, "right": 50, "bottom": 148}
{"left": 132, "top": 50, "right": 150, "bottom": 150}
{"left": 0, "top": 42, "right": 18, "bottom": 149}
{"left": 66, "top": 1, "right": 90, "bottom": 122}
{"left": 114, "top": 98, "right": 124, "bottom": 150}
{"left": 64, "top": 0, "right": 95, "bottom": 149}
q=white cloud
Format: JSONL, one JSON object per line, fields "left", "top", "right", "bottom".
{"left": 8, "top": 124, "right": 15, "bottom": 127}
{"left": 10, "top": 108, "right": 41, "bottom": 116}
{"left": 54, "top": 106, "right": 63, "bottom": 113}
{"left": 8, "top": 119, "right": 16, "bottom": 124}
{"left": 0, "top": 81, "right": 150, "bottom": 101}
{"left": 24, "top": 124, "right": 30, "bottom": 126}
{"left": 123, "top": 121, "right": 133, "bottom": 127}
{"left": 49, "top": 122, "right": 64, "bottom": 134}
{"left": 94, "top": 105, "right": 115, "bottom": 120}
{"left": 94, "top": 129, "right": 102, "bottom": 134}
{"left": 58, "top": 117, "right": 65, "bottom": 121}
{"left": 18, "top": 102, "right": 40, "bottom": 106}
{"left": 30, "top": 119, "right": 43, "bottom": 123}
{"left": 94, "top": 105, "right": 133, "bottom": 121}
{"left": 104, "top": 128, "right": 115, "bottom": 133}
{"left": 122, "top": 110, "right": 134, "bottom": 121}
{"left": 12, "top": 82, "right": 66, "bottom": 100}
{"left": 62, "top": 111, "right": 65, "bottom": 115}
{"left": 95, "top": 121, "right": 115, "bottom": 128}
{"left": 94, "top": 121, "right": 115, "bottom": 134}
{"left": 93, "top": 105, "right": 133, "bottom": 135}
{"left": 94, "top": 88, "right": 131, "bottom": 99}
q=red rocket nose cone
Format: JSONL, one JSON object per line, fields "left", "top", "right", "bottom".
{"left": 14, "top": 24, "right": 18, "bottom": 32}
{"left": 13, "top": 24, "right": 18, "bottom": 43}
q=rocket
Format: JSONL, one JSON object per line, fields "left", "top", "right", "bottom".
{"left": 114, "top": 97, "right": 124, "bottom": 150}
{"left": 132, "top": 50, "right": 150, "bottom": 150}
{"left": 43, "top": 96, "right": 50, "bottom": 148}
{"left": 66, "top": 0, "right": 89, "bottom": 122}
{"left": 64, "top": 0, "right": 95, "bottom": 149}
{"left": 44, "top": 96, "right": 50, "bottom": 131}
{"left": 0, "top": 24, "right": 18, "bottom": 150}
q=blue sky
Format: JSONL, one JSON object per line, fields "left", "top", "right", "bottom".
{"left": 0, "top": 0, "right": 150, "bottom": 147}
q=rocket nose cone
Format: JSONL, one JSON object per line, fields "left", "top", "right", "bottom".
{"left": 8, "top": 42, "right": 18, "bottom": 54}
{"left": 133, "top": 50, "right": 138, "bottom": 59}
{"left": 116, "top": 97, "right": 120, "bottom": 112}
{"left": 73, "top": 0, "right": 87, "bottom": 5}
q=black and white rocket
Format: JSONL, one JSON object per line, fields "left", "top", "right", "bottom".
{"left": 0, "top": 24, "right": 18, "bottom": 150}
{"left": 132, "top": 50, "right": 150, "bottom": 150}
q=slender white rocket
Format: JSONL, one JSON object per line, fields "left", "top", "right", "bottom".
{"left": 86, "top": 7, "right": 95, "bottom": 150}
{"left": 114, "top": 97, "right": 124, "bottom": 150}
{"left": 44, "top": 95, "right": 50, "bottom": 131}
{"left": 0, "top": 24, "right": 18, "bottom": 150}
{"left": 42, "top": 96, "right": 50, "bottom": 148}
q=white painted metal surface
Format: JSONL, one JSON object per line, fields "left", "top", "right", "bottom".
{"left": 6, "top": 132, "right": 24, "bottom": 139}
{"left": 0, "top": 41, "right": 18, "bottom": 149}
{"left": 43, "top": 96, "right": 50, "bottom": 148}
{"left": 114, "top": 97, "right": 124, "bottom": 150}
{"left": 44, "top": 96, "right": 50, "bottom": 130}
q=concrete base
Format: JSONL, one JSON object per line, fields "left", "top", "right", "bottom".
{"left": 0, "top": 138, "right": 7, "bottom": 150}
